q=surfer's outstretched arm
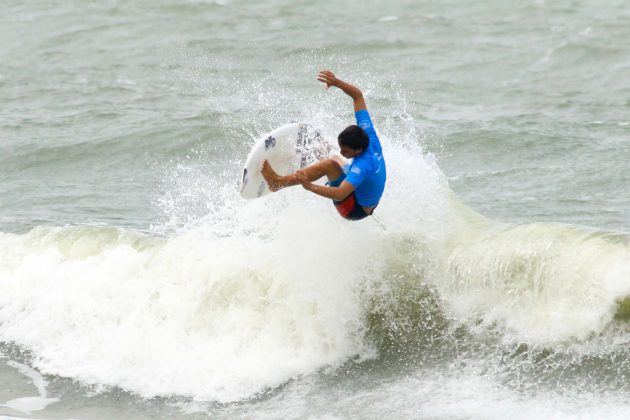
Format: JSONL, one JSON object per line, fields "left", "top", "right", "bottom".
{"left": 317, "top": 70, "right": 367, "bottom": 112}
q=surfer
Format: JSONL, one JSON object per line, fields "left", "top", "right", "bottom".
{"left": 261, "top": 70, "right": 386, "bottom": 221}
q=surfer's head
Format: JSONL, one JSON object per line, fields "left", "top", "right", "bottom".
{"left": 338, "top": 125, "right": 368, "bottom": 158}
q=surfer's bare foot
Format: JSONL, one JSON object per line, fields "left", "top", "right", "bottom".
{"left": 261, "top": 160, "right": 286, "bottom": 192}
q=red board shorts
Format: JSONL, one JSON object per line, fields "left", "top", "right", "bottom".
{"left": 327, "top": 173, "right": 371, "bottom": 221}
{"left": 333, "top": 192, "right": 369, "bottom": 221}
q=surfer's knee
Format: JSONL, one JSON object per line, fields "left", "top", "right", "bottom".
{"left": 320, "top": 158, "right": 344, "bottom": 180}
{"left": 321, "top": 158, "right": 341, "bottom": 169}
{"left": 315, "top": 158, "right": 339, "bottom": 172}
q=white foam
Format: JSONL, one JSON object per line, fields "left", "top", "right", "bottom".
{"left": 0, "top": 219, "right": 385, "bottom": 401}
{"left": 378, "top": 16, "right": 400, "bottom": 22}
{"left": 392, "top": 368, "right": 630, "bottom": 420}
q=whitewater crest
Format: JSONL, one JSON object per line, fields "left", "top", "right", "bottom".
{"left": 0, "top": 220, "right": 382, "bottom": 401}
{"left": 442, "top": 221, "right": 630, "bottom": 343}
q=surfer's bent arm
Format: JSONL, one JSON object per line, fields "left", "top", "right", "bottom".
{"left": 301, "top": 178, "right": 354, "bottom": 201}
{"left": 317, "top": 70, "right": 367, "bottom": 112}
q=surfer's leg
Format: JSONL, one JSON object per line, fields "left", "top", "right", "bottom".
{"left": 262, "top": 159, "right": 343, "bottom": 192}
{"left": 299, "top": 159, "right": 344, "bottom": 182}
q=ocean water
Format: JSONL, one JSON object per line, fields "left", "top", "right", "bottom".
{"left": 1, "top": 0, "right": 630, "bottom": 418}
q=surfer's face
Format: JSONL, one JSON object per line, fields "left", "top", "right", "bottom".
{"left": 339, "top": 144, "right": 363, "bottom": 159}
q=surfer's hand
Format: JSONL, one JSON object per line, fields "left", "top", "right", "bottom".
{"left": 295, "top": 171, "right": 313, "bottom": 190}
{"left": 317, "top": 71, "right": 365, "bottom": 111}
{"left": 317, "top": 70, "right": 338, "bottom": 89}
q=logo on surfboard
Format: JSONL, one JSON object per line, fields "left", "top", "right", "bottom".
{"left": 264, "top": 136, "right": 276, "bottom": 150}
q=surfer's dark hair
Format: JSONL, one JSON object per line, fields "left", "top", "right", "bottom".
{"left": 338, "top": 125, "right": 369, "bottom": 151}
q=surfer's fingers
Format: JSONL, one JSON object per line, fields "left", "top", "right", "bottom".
{"left": 317, "top": 74, "right": 335, "bottom": 83}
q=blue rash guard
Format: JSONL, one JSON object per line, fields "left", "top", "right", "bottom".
{"left": 343, "top": 109, "right": 387, "bottom": 208}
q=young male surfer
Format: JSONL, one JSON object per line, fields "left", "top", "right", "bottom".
{"left": 261, "top": 70, "right": 386, "bottom": 221}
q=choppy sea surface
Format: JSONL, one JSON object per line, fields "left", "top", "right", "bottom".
{"left": 2, "top": 0, "right": 630, "bottom": 418}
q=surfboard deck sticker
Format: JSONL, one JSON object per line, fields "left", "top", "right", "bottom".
{"left": 240, "top": 123, "right": 331, "bottom": 199}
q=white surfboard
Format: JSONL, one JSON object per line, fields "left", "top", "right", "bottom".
{"left": 240, "top": 123, "right": 331, "bottom": 199}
